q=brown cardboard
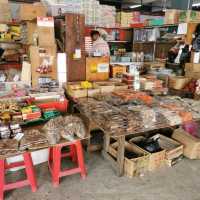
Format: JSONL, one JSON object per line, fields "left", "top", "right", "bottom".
{"left": 0, "top": 3, "right": 11, "bottom": 22}
{"left": 164, "top": 9, "right": 180, "bottom": 24}
{"left": 18, "top": 3, "right": 47, "bottom": 21}
{"left": 38, "top": 27, "right": 55, "bottom": 46}
{"left": 169, "top": 76, "right": 191, "bottom": 90}
{"left": 86, "top": 57, "right": 109, "bottom": 81}
{"left": 172, "top": 128, "right": 200, "bottom": 159}
{"left": 179, "top": 10, "right": 200, "bottom": 23}
{"left": 185, "top": 63, "right": 200, "bottom": 72}
{"left": 185, "top": 72, "right": 200, "bottom": 79}
{"left": 26, "top": 21, "right": 37, "bottom": 45}
{"left": 29, "top": 45, "right": 57, "bottom": 87}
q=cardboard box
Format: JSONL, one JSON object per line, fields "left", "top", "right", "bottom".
{"left": 18, "top": 3, "right": 47, "bottom": 21}
{"left": 26, "top": 21, "right": 37, "bottom": 45}
{"left": 172, "top": 128, "right": 200, "bottom": 159}
{"left": 86, "top": 57, "right": 109, "bottom": 81}
{"left": 164, "top": 9, "right": 180, "bottom": 24}
{"left": 185, "top": 63, "right": 200, "bottom": 73}
{"left": 0, "top": 2, "right": 11, "bottom": 22}
{"left": 129, "top": 136, "right": 166, "bottom": 171}
{"left": 169, "top": 76, "right": 191, "bottom": 90}
{"left": 179, "top": 10, "right": 200, "bottom": 23}
{"left": 185, "top": 71, "right": 200, "bottom": 79}
{"left": 153, "top": 134, "right": 183, "bottom": 163}
{"left": 108, "top": 141, "right": 149, "bottom": 178}
{"left": 29, "top": 45, "right": 57, "bottom": 87}
{"left": 38, "top": 26, "right": 55, "bottom": 46}
{"left": 110, "top": 65, "right": 127, "bottom": 78}
{"left": 25, "top": 18, "right": 55, "bottom": 46}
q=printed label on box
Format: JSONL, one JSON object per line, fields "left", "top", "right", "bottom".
{"left": 37, "top": 17, "right": 54, "bottom": 27}
{"left": 97, "top": 63, "right": 109, "bottom": 73}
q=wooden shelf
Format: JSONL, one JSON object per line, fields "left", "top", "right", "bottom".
{"left": 0, "top": 21, "right": 21, "bottom": 26}
{"left": 134, "top": 24, "right": 179, "bottom": 29}
{"left": 0, "top": 41, "right": 21, "bottom": 44}
{"left": 0, "top": 62, "right": 22, "bottom": 70}
{"left": 108, "top": 40, "right": 130, "bottom": 43}
{"left": 133, "top": 41, "right": 155, "bottom": 44}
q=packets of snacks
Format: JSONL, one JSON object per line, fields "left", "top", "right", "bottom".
{"left": 0, "top": 126, "right": 11, "bottom": 139}
{"left": 140, "top": 108, "right": 156, "bottom": 129}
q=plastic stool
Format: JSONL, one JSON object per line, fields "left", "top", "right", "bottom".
{"left": 48, "top": 140, "right": 87, "bottom": 187}
{"left": 0, "top": 152, "right": 37, "bottom": 200}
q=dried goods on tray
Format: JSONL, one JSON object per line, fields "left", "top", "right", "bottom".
{"left": 20, "top": 129, "right": 48, "bottom": 150}
{"left": 112, "top": 90, "right": 153, "bottom": 105}
{"left": 0, "top": 139, "right": 19, "bottom": 157}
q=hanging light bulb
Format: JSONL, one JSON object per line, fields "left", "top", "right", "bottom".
{"left": 162, "top": 0, "right": 167, "bottom": 12}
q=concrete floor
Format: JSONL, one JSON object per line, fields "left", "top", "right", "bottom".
{"left": 5, "top": 152, "right": 200, "bottom": 200}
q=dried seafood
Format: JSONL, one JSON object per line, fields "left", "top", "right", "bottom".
{"left": 20, "top": 129, "right": 48, "bottom": 150}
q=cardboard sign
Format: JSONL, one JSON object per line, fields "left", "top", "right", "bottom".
{"left": 37, "top": 17, "right": 54, "bottom": 27}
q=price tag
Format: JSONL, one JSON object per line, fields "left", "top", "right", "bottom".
{"left": 14, "top": 132, "right": 24, "bottom": 141}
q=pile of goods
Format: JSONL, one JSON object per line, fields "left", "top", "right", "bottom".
{"left": 20, "top": 129, "right": 48, "bottom": 150}
{"left": 112, "top": 90, "right": 153, "bottom": 105}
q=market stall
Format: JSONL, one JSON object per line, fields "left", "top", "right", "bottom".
{"left": 67, "top": 90, "right": 200, "bottom": 176}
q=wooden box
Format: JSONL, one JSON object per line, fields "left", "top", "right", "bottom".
{"left": 86, "top": 57, "right": 110, "bottom": 81}
{"left": 94, "top": 82, "right": 115, "bottom": 93}
{"left": 110, "top": 65, "right": 127, "bottom": 78}
{"left": 153, "top": 134, "right": 183, "bottom": 166}
{"left": 172, "top": 128, "right": 200, "bottom": 159}
{"left": 114, "top": 82, "right": 128, "bottom": 91}
{"left": 66, "top": 82, "right": 87, "bottom": 98}
{"left": 108, "top": 141, "right": 149, "bottom": 178}
{"left": 129, "top": 137, "right": 166, "bottom": 171}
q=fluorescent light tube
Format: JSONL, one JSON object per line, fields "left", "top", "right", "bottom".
{"left": 129, "top": 4, "right": 142, "bottom": 9}
{"left": 192, "top": 2, "right": 200, "bottom": 7}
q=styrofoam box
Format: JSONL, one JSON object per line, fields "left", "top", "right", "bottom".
{"left": 6, "top": 149, "right": 49, "bottom": 171}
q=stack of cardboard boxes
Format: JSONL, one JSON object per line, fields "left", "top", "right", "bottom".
{"left": 18, "top": 3, "right": 57, "bottom": 87}
{"left": 0, "top": 0, "right": 11, "bottom": 22}
{"left": 185, "top": 63, "right": 200, "bottom": 80}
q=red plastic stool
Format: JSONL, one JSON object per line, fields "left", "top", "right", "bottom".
{"left": 0, "top": 152, "right": 37, "bottom": 200}
{"left": 48, "top": 140, "right": 87, "bottom": 187}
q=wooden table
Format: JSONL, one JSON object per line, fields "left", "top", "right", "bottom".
{"left": 74, "top": 103, "right": 175, "bottom": 177}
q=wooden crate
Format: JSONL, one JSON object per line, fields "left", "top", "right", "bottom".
{"left": 94, "top": 81, "right": 115, "bottom": 93}
{"left": 155, "top": 134, "right": 183, "bottom": 161}
{"left": 108, "top": 141, "right": 150, "bottom": 178}
{"left": 129, "top": 136, "right": 166, "bottom": 171}
{"left": 86, "top": 57, "right": 109, "bottom": 81}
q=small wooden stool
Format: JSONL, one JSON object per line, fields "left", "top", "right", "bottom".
{"left": 48, "top": 140, "right": 87, "bottom": 187}
{"left": 0, "top": 152, "right": 37, "bottom": 200}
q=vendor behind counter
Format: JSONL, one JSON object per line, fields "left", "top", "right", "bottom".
{"left": 90, "top": 30, "right": 110, "bottom": 57}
